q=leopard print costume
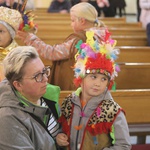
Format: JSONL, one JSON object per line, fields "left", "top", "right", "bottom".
{"left": 59, "top": 94, "right": 123, "bottom": 136}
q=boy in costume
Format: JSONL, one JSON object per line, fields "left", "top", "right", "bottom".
{"left": 57, "top": 31, "right": 131, "bottom": 150}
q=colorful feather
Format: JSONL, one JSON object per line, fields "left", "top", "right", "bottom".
{"left": 80, "top": 111, "right": 86, "bottom": 117}
{"left": 96, "top": 107, "right": 101, "bottom": 117}
{"left": 74, "top": 124, "right": 83, "bottom": 130}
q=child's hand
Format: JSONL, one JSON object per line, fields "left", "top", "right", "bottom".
{"left": 16, "top": 31, "right": 30, "bottom": 41}
{"left": 56, "top": 133, "right": 69, "bottom": 147}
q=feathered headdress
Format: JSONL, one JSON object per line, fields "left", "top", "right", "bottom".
{"left": 74, "top": 30, "right": 120, "bottom": 90}
{"left": 18, "top": 0, "right": 38, "bottom": 33}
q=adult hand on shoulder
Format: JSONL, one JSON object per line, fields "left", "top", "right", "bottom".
{"left": 56, "top": 133, "right": 69, "bottom": 147}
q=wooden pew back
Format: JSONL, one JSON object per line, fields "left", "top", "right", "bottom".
{"left": 115, "top": 46, "right": 150, "bottom": 89}
{"left": 117, "top": 46, "right": 150, "bottom": 63}
{"left": 59, "top": 89, "right": 150, "bottom": 124}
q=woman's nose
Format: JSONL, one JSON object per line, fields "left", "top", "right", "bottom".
{"left": 42, "top": 74, "right": 48, "bottom": 82}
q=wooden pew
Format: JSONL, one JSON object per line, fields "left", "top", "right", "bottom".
{"left": 39, "top": 46, "right": 150, "bottom": 65}
{"left": 33, "top": 11, "right": 142, "bottom": 28}
{"left": 59, "top": 89, "right": 150, "bottom": 144}
{"left": 16, "top": 34, "right": 148, "bottom": 46}
{"left": 40, "top": 47, "right": 150, "bottom": 89}
{"left": 25, "top": 13, "right": 146, "bottom": 46}
{"left": 113, "top": 35, "right": 147, "bottom": 46}
{"left": 40, "top": 46, "right": 149, "bottom": 89}
{"left": 116, "top": 63, "right": 150, "bottom": 89}
{"left": 44, "top": 47, "right": 150, "bottom": 89}
{"left": 33, "top": 13, "right": 141, "bottom": 28}
{"left": 35, "top": 20, "right": 142, "bottom": 28}
{"left": 115, "top": 46, "right": 150, "bottom": 89}
{"left": 19, "top": 15, "right": 146, "bottom": 46}
{"left": 35, "top": 14, "right": 126, "bottom": 23}
{"left": 33, "top": 11, "right": 126, "bottom": 23}
{"left": 34, "top": 8, "right": 48, "bottom": 13}
{"left": 116, "top": 46, "right": 150, "bottom": 63}
{"left": 36, "top": 26, "right": 146, "bottom": 36}
{"left": 109, "top": 28, "right": 146, "bottom": 36}
{"left": 59, "top": 89, "right": 150, "bottom": 124}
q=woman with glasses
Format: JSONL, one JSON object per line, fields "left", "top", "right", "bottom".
{"left": 0, "top": 46, "right": 69, "bottom": 149}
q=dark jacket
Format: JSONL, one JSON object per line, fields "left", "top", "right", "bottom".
{"left": 111, "top": 0, "right": 126, "bottom": 8}
{"left": 48, "top": 0, "right": 71, "bottom": 13}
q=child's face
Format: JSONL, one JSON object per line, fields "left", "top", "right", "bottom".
{"left": 0, "top": 24, "right": 12, "bottom": 48}
{"left": 81, "top": 73, "right": 109, "bottom": 99}
{"left": 70, "top": 13, "right": 83, "bottom": 33}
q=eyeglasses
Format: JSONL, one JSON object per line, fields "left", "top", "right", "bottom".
{"left": 24, "top": 66, "right": 50, "bottom": 82}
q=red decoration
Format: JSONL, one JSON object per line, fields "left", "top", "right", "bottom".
{"left": 85, "top": 53, "right": 114, "bottom": 75}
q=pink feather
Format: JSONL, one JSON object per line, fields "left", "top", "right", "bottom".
{"left": 96, "top": 107, "right": 101, "bottom": 117}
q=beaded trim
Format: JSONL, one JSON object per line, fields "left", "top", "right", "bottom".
{"left": 86, "top": 69, "right": 111, "bottom": 77}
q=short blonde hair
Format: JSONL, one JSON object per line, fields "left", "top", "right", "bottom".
{"left": 70, "top": 2, "right": 104, "bottom": 27}
{"left": 3, "top": 46, "right": 39, "bottom": 85}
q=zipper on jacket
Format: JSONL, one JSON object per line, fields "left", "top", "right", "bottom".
{"left": 75, "top": 104, "right": 87, "bottom": 150}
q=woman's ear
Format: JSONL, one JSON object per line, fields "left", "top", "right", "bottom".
{"left": 13, "top": 80, "right": 22, "bottom": 92}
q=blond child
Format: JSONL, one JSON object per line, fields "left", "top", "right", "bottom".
{"left": 56, "top": 31, "right": 131, "bottom": 150}
{"left": 17, "top": 2, "right": 108, "bottom": 90}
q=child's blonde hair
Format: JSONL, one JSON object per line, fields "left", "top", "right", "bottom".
{"left": 70, "top": 2, "right": 105, "bottom": 27}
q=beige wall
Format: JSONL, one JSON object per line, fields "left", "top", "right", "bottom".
{"left": 34, "top": 0, "right": 51, "bottom": 8}
{"left": 34, "top": 0, "right": 137, "bottom": 14}
{"left": 126, "top": 0, "right": 137, "bottom": 14}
